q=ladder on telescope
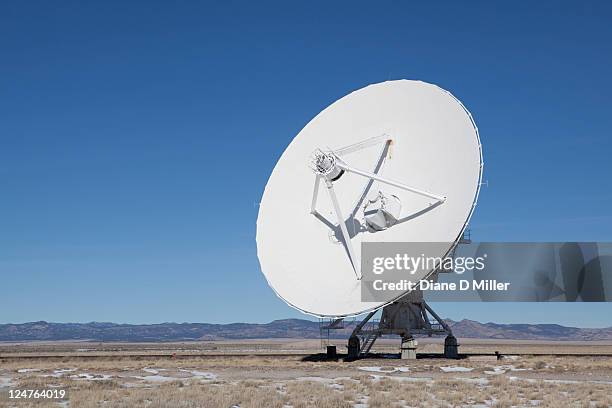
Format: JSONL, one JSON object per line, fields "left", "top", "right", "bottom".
{"left": 359, "top": 333, "right": 379, "bottom": 356}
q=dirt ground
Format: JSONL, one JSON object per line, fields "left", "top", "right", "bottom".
{"left": 1, "top": 339, "right": 611, "bottom": 407}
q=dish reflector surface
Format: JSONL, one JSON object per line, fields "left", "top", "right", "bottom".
{"left": 257, "top": 80, "right": 482, "bottom": 317}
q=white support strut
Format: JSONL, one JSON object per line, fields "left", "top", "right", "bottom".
{"left": 336, "top": 162, "right": 446, "bottom": 202}
{"left": 325, "top": 179, "right": 361, "bottom": 280}
{"left": 310, "top": 175, "right": 322, "bottom": 214}
{"left": 332, "top": 134, "right": 391, "bottom": 157}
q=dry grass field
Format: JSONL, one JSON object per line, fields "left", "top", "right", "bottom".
{"left": 1, "top": 339, "right": 611, "bottom": 407}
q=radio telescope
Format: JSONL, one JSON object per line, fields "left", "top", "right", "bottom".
{"left": 257, "top": 80, "right": 483, "bottom": 359}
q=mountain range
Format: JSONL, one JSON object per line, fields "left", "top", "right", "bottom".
{"left": 0, "top": 319, "right": 611, "bottom": 342}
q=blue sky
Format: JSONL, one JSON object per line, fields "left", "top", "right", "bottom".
{"left": 1, "top": 1, "right": 611, "bottom": 327}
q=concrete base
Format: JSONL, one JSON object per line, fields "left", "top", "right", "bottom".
{"left": 400, "top": 337, "right": 418, "bottom": 360}
{"left": 444, "top": 335, "right": 459, "bottom": 359}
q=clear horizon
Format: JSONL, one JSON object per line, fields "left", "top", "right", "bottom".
{"left": 2, "top": 1, "right": 611, "bottom": 328}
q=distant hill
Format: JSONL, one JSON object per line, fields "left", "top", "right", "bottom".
{"left": 0, "top": 319, "right": 611, "bottom": 342}
{"left": 446, "top": 319, "right": 612, "bottom": 341}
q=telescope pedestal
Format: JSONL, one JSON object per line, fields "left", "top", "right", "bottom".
{"left": 348, "top": 291, "right": 458, "bottom": 359}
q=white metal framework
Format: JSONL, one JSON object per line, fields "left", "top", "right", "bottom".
{"left": 309, "top": 135, "right": 447, "bottom": 280}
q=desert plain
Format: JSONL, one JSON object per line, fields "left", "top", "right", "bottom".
{"left": 1, "top": 338, "right": 611, "bottom": 407}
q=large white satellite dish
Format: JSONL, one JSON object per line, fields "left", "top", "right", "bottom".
{"left": 257, "top": 80, "right": 482, "bottom": 318}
